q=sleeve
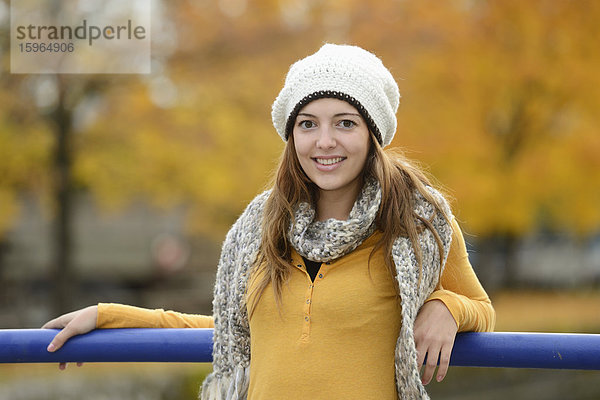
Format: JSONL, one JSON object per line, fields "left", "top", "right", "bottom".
{"left": 96, "top": 303, "right": 214, "bottom": 329}
{"left": 425, "top": 218, "right": 496, "bottom": 332}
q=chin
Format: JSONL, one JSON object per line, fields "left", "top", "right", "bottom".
{"left": 313, "top": 181, "right": 350, "bottom": 192}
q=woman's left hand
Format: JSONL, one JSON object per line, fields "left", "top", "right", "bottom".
{"left": 413, "top": 299, "right": 458, "bottom": 385}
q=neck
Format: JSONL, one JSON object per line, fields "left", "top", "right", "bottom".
{"left": 315, "top": 182, "right": 362, "bottom": 221}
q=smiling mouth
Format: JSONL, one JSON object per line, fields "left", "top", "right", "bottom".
{"left": 313, "top": 157, "right": 346, "bottom": 165}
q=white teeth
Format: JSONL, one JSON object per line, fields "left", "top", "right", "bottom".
{"left": 315, "top": 157, "right": 344, "bottom": 165}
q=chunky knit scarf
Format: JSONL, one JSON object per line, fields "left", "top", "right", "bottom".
{"left": 201, "top": 181, "right": 453, "bottom": 400}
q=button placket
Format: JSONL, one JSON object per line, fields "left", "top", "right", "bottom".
{"left": 301, "top": 269, "right": 315, "bottom": 341}
{"left": 302, "top": 261, "right": 328, "bottom": 339}
{"left": 316, "top": 260, "right": 331, "bottom": 280}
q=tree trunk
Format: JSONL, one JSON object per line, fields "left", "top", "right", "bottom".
{"left": 474, "top": 233, "right": 521, "bottom": 291}
{"left": 502, "top": 233, "right": 520, "bottom": 288}
{"left": 51, "top": 80, "right": 75, "bottom": 315}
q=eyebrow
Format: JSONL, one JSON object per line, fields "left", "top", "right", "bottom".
{"left": 297, "top": 112, "right": 362, "bottom": 118}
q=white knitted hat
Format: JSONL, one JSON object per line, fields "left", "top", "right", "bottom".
{"left": 271, "top": 43, "right": 400, "bottom": 147}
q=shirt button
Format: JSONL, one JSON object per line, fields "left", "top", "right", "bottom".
{"left": 306, "top": 299, "right": 310, "bottom": 304}
{"left": 305, "top": 316, "right": 309, "bottom": 321}
{"left": 297, "top": 264, "right": 302, "bottom": 268}
{"left": 318, "top": 273, "right": 323, "bottom": 278}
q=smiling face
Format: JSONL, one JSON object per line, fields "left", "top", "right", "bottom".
{"left": 292, "top": 97, "right": 371, "bottom": 203}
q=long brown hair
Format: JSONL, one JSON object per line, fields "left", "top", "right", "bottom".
{"left": 247, "top": 131, "right": 450, "bottom": 317}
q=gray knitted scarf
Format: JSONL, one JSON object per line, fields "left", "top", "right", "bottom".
{"left": 201, "top": 180, "right": 453, "bottom": 400}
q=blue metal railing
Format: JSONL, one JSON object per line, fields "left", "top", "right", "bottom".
{"left": 1, "top": 329, "right": 600, "bottom": 370}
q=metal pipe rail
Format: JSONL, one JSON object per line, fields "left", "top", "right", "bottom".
{"left": 1, "top": 329, "right": 599, "bottom": 370}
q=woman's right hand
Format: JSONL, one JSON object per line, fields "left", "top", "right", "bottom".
{"left": 41, "top": 305, "right": 98, "bottom": 370}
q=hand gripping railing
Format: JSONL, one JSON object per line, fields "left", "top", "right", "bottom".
{"left": 1, "top": 329, "right": 600, "bottom": 370}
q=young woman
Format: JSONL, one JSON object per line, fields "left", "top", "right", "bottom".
{"left": 43, "top": 44, "right": 495, "bottom": 400}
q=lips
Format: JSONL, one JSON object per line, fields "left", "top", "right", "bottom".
{"left": 313, "top": 156, "right": 346, "bottom": 166}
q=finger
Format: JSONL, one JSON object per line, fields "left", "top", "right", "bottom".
{"left": 436, "top": 342, "right": 454, "bottom": 382}
{"left": 59, "top": 362, "right": 67, "bottom": 370}
{"left": 77, "top": 362, "right": 84, "bottom": 367}
{"left": 42, "top": 310, "right": 77, "bottom": 330}
{"left": 47, "top": 327, "right": 77, "bottom": 352}
{"left": 416, "top": 343, "right": 427, "bottom": 373}
{"left": 41, "top": 317, "right": 63, "bottom": 330}
{"left": 422, "top": 347, "right": 441, "bottom": 385}
{"left": 41, "top": 321, "right": 52, "bottom": 329}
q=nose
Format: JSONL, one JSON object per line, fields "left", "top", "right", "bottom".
{"left": 316, "top": 126, "right": 336, "bottom": 149}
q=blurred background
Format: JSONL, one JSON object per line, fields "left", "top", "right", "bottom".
{"left": 1, "top": 0, "right": 599, "bottom": 399}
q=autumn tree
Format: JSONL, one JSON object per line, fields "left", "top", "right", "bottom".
{"left": 1, "top": 0, "right": 599, "bottom": 303}
{"left": 343, "top": 0, "right": 600, "bottom": 285}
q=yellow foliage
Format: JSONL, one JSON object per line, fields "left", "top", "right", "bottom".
{"left": 351, "top": 0, "right": 600, "bottom": 236}
{"left": 1, "top": 0, "right": 599, "bottom": 239}
{"left": 0, "top": 116, "right": 53, "bottom": 236}
{"left": 0, "top": 188, "right": 19, "bottom": 238}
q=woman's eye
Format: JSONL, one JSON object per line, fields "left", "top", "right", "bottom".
{"left": 299, "top": 120, "right": 316, "bottom": 129}
{"left": 338, "top": 120, "right": 356, "bottom": 129}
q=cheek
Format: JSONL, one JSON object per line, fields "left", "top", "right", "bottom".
{"left": 292, "top": 132, "right": 310, "bottom": 159}
{"left": 353, "top": 133, "right": 371, "bottom": 163}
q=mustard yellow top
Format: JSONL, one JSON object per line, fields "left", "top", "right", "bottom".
{"left": 246, "top": 229, "right": 401, "bottom": 399}
{"left": 97, "top": 219, "right": 494, "bottom": 399}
